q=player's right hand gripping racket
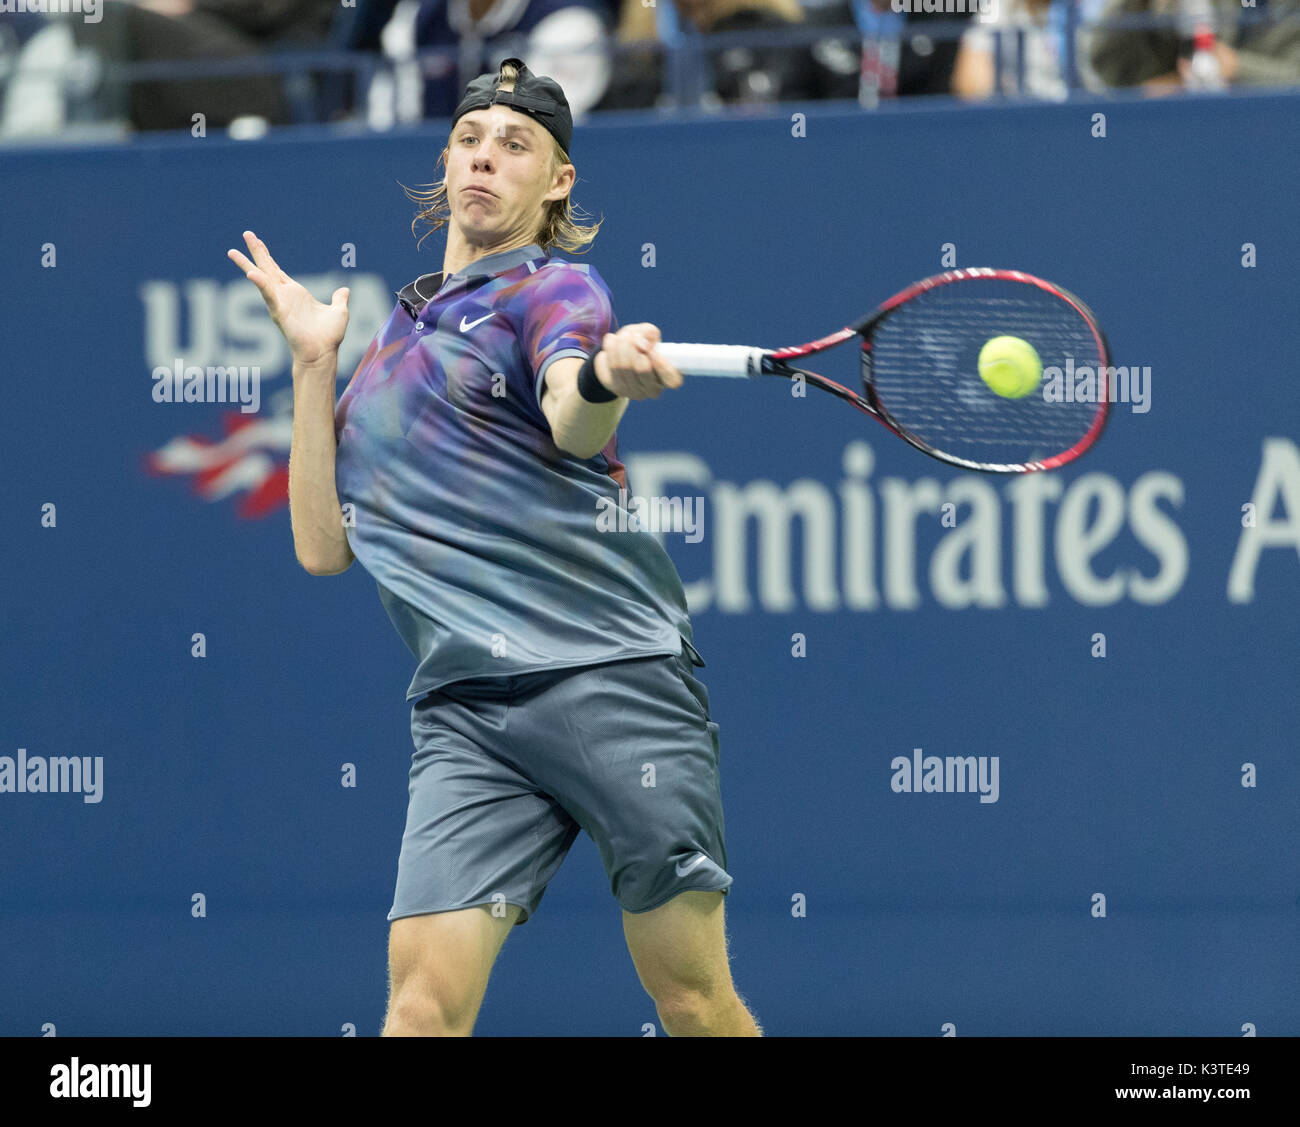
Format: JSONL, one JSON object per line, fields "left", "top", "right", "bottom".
{"left": 654, "top": 268, "right": 1112, "bottom": 473}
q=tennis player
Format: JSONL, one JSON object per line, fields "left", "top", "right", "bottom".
{"left": 228, "top": 58, "right": 760, "bottom": 1037}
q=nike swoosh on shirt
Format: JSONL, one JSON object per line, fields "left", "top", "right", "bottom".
{"left": 675, "top": 854, "right": 708, "bottom": 877}
{"left": 459, "top": 313, "right": 494, "bottom": 332}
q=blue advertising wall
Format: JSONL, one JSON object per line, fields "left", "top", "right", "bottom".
{"left": 2, "top": 90, "right": 1298, "bottom": 1036}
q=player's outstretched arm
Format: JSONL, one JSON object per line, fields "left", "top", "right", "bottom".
{"left": 541, "top": 323, "right": 682, "bottom": 460}
{"left": 227, "top": 230, "right": 355, "bottom": 575}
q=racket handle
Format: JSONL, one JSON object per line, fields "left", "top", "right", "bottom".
{"left": 654, "top": 342, "right": 765, "bottom": 379}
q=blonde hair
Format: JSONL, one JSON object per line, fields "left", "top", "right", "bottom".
{"left": 400, "top": 61, "right": 602, "bottom": 254}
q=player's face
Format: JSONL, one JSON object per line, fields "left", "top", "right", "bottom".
{"left": 445, "top": 108, "right": 572, "bottom": 245}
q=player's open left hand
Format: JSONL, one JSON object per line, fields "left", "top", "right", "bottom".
{"left": 227, "top": 230, "right": 350, "bottom": 368}
{"left": 595, "top": 324, "right": 683, "bottom": 400}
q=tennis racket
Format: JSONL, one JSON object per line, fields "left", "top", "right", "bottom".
{"left": 653, "top": 267, "right": 1112, "bottom": 473}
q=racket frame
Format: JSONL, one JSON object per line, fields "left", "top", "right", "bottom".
{"left": 733, "top": 268, "right": 1113, "bottom": 474}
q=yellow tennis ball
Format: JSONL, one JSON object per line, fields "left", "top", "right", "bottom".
{"left": 978, "top": 336, "right": 1042, "bottom": 398}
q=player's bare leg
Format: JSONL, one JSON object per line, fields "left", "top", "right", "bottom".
{"left": 382, "top": 903, "right": 522, "bottom": 1036}
{"left": 623, "top": 889, "right": 761, "bottom": 1036}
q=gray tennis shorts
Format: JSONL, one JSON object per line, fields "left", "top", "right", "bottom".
{"left": 389, "top": 643, "right": 731, "bottom": 925}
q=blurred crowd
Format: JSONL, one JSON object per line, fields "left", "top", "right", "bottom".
{"left": 1, "top": 0, "right": 1298, "bottom": 136}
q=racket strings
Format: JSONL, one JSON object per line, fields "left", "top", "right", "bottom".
{"left": 867, "top": 281, "right": 1107, "bottom": 468}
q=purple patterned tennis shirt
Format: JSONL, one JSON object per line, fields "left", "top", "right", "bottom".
{"left": 333, "top": 242, "right": 704, "bottom": 700}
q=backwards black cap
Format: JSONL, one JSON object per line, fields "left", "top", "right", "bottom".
{"left": 451, "top": 58, "right": 573, "bottom": 156}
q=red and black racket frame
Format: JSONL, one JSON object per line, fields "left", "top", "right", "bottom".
{"left": 760, "top": 268, "right": 1114, "bottom": 474}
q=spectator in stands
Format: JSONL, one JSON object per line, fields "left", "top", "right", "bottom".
{"left": 1, "top": 6, "right": 65, "bottom": 135}
{"left": 339, "top": 0, "right": 614, "bottom": 122}
{"left": 69, "top": 0, "right": 337, "bottom": 131}
{"left": 1088, "top": 0, "right": 1300, "bottom": 89}
{"left": 951, "top": 0, "right": 1095, "bottom": 100}
{"left": 597, "top": 0, "right": 859, "bottom": 109}
{"left": 869, "top": 0, "right": 979, "bottom": 97}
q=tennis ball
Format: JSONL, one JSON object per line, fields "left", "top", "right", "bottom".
{"left": 978, "top": 336, "right": 1042, "bottom": 399}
